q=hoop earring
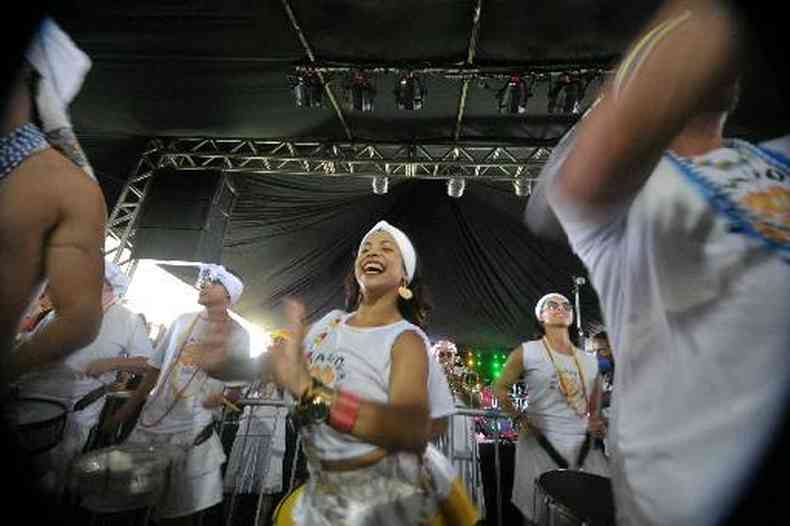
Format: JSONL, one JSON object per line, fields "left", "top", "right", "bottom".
{"left": 398, "top": 283, "right": 413, "bottom": 301}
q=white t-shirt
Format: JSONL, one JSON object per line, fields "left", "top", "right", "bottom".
{"left": 139, "top": 312, "right": 251, "bottom": 434}
{"left": 19, "top": 303, "right": 153, "bottom": 421}
{"left": 547, "top": 135, "right": 790, "bottom": 526}
{"left": 301, "top": 310, "right": 454, "bottom": 460}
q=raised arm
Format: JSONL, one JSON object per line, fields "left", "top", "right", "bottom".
{"left": 555, "top": 0, "right": 741, "bottom": 208}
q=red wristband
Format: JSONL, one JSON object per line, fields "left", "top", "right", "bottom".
{"left": 329, "top": 389, "right": 360, "bottom": 433}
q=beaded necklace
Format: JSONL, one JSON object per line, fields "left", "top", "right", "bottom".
{"left": 542, "top": 337, "right": 589, "bottom": 417}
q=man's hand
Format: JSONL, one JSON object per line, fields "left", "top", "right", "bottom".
{"left": 85, "top": 358, "right": 115, "bottom": 378}
{"left": 588, "top": 414, "right": 608, "bottom": 438}
{"left": 201, "top": 391, "right": 225, "bottom": 409}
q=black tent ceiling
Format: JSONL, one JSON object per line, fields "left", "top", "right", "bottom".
{"left": 48, "top": 1, "right": 788, "bottom": 348}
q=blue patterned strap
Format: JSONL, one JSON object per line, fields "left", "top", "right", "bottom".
{"left": 0, "top": 122, "right": 49, "bottom": 180}
{"left": 666, "top": 142, "right": 790, "bottom": 262}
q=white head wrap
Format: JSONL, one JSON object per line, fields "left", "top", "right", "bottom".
{"left": 358, "top": 220, "right": 417, "bottom": 283}
{"left": 25, "top": 18, "right": 92, "bottom": 133}
{"left": 197, "top": 264, "right": 244, "bottom": 305}
{"left": 104, "top": 261, "right": 130, "bottom": 298}
{"left": 534, "top": 292, "right": 573, "bottom": 323}
{"left": 25, "top": 18, "right": 95, "bottom": 180}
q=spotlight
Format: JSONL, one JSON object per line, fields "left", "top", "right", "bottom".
{"left": 394, "top": 72, "right": 426, "bottom": 111}
{"left": 497, "top": 75, "right": 531, "bottom": 114}
{"left": 290, "top": 72, "right": 323, "bottom": 108}
{"left": 547, "top": 73, "right": 584, "bottom": 114}
{"left": 447, "top": 177, "right": 466, "bottom": 198}
{"left": 345, "top": 72, "right": 376, "bottom": 112}
{"left": 513, "top": 178, "right": 532, "bottom": 197}
{"left": 371, "top": 175, "right": 389, "bottom": 195}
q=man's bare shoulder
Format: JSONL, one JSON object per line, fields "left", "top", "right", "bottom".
{"left": 33, "top": 148, "right": 104, "bottom": 205}
{"left": 1, "top": 147, "right": 104, "bottom": 218}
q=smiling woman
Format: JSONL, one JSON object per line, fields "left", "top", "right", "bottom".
{"left": 346, "top": 225, "right": 433, "bottom": 329}
{"left": 267, "top": 220, "right": 477, "bottom": 526}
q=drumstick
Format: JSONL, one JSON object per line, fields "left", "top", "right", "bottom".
{"left": 222, "top": 397, "right": 241, "bottom": 413}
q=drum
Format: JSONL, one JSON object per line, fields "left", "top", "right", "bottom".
{"left": 71, "top": 443, "right": 179, "bottom": 513}
{"left": 4, "top": 397, "right": 67, "bottom": 454}
{"left": 534, "top": 470, "right": 614, "bottom": 526}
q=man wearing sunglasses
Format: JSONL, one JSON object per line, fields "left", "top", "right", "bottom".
{"left": 106, "top": 264, "right": 252, "bottom": 524}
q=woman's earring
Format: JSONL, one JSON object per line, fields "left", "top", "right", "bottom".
{"left": 398, "top": 282, "right": 413, "bottom": 300}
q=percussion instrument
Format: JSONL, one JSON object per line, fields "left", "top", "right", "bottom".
{"left": 71, "top": 443, "right": 178, "bottom": 513}
{"left": 4, "top": 397, "right": 68, "bottom": 455}
{"left": 534, "top": 470, "right": 614, "bottom": 526}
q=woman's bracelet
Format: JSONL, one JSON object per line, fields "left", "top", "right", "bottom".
{"left": 328, "top": 389, "right": 361, "bottom": 433}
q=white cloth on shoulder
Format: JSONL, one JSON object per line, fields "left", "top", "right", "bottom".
{"left": 25, "top": 17, "right": 91, "bottom": 133}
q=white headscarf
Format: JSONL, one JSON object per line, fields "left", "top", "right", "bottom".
{"left": 197, "top": 264, "right": 244, "bottom": 305}
{"left": 25, "top": 17, "right": 92, "bottom": 133}
{"left": 534, "top": 292, "right": 573, "bottom": 323}
{"left": 358, "top": 220, "right": 417, "bottom": 283}
{"left": 104, "top": 261, "right": 130, "bottom": 298}
{"left": 25, "top": 17, "right": 95, "bottom": 180}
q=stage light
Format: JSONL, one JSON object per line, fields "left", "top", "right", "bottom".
{"left": 394, "top": 72, "right": 426, "bottom": 111}
{"left": 513, "top": 178, "right": 532, "bottom": 197}
{"left": 497, "top": 75, "right": 531, "bottom": 114}
{"left": 290, "top": 72, "right": 324, "bottom": 108}
{"left": 371, "top": 175, "right": 389, "bottom": 195}
{"left": 447, "top": 177, "right": 466, "bottom": 198}
{"left": 547, "top": 72, "right": 584, "bottom": 114}
{"left": 346, "top": 72, "right": 376, "bottom": 112}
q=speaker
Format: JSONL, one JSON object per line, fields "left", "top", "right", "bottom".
{"left": 132, "top": 168, "right": 237, "bottom": 263}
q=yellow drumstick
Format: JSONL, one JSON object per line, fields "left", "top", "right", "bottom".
{"left": 222, "top": 397, "right": 241, "bottom": 413}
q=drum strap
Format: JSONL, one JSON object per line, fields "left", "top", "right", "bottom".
{"left": 193, "top": 420, "right": 217, "bottom": 447}
{"left": 536, "top": 432, "right": 592, "bottom": 469}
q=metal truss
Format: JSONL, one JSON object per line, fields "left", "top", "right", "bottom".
{"left": 157, "top": 138, "right": 552, "bottom": 180}
{"left": 103, "top": 139, "right": 166, "bottom": 281}
{"left": 105, "top": 137, "right": 553, "bottom": 281}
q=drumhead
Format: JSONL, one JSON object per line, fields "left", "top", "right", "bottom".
{"left": 537, "top": 469, "right": 614, "bottom": 524}
{"left": 74, "top": 444, "right": 179, "bottom": 512}
{"left": 6, "top": 397, "right": 67, "bottom": 426}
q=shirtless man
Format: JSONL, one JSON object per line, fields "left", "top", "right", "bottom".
{"left": 0, "top": 60, "right": 105, "bottom": 387}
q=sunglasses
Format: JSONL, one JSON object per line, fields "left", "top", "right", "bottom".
{"left": 197, "top": 277, "right": 224, "bottom": 290}
{"left": 543, "top": 300, "right": 573, "bottom": 312}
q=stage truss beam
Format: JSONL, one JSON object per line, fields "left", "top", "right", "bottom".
{"left": 155, "top": 138, "right": 552, "bottom": 180}
{"left": 105, "top": 138, "right": 553, "bottom": 281}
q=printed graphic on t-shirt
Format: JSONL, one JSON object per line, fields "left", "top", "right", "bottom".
{"left": 306, "top": 317, "right": 342, "bottom": 361}
{"left": 305, "top": 316, "right": 345, "bottom": 386}
{"left": 668, "top": 139, "right": 790, "bottom": 258}
{"left": 170, "top": 336, "right": 206, "bottom": 399}
{"left": 549, "top": 364, "right": 587, "bottom": 416}
{"left": 308, "top": 350, "right": 347, "bottom": 387}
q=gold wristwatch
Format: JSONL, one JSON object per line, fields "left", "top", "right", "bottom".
{"left": 292, "top": 377, "right": 337, "bottom": 428}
